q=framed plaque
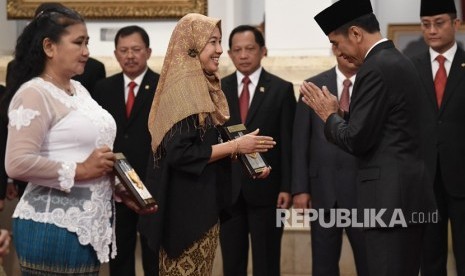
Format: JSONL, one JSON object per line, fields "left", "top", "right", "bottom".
{"left": 223, "top": 124, "right": 269, "bottom": 177}
{"left": 114, "top": 153, "right": 157, "bottom": 209}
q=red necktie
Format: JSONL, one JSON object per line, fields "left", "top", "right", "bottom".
{"left": 434, "top": 55, "right": 447, "bottom": 108}
{"left": 340, "top": 79, "right": 352, "bottom": 112}
{"left": 239, "top": 76, "right": 250, "bottom": 123}
{"left": 126, "top": 81, "right": 137, "bottom": 118}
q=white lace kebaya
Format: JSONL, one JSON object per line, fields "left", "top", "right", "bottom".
{"left": 5, "top": 77, "right": 117, "bottom": 263}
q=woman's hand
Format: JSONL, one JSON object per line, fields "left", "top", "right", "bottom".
{"left": 114, "top": 184, "right": 158, "bottom": 215}
{"left": 210, "top": 129, "right": 276, "bottom": 163}
{"left": 0, "top": 229, "right": 11, "bottom": 257}
{"left": 76, "top": 146, "right": 115, "bottom": 181}
{"left": 254, "top": 166, "right": 272, "bottom": 179}
{"left": 235, "top": 129, "right": 276, "bottom": 154}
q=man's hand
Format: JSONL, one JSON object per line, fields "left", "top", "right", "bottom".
{"left": 292, "top": 193, "right": 312, "bottom": 213}
{"left": 300, "top": 81, "right": 339, "bottom": 122}
{"left": 277, "top": 192, "right": 292, "bottom": 209}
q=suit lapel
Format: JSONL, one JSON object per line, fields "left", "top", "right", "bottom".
{"left": 223, "top": 75, "right": 241, "bottom": 125}
{"left": 327, "top": 69, "right": 338, "bottom": 98}
{"left": 115, "top": 75, "right": 128, "bottom": 124}
{"left": 246, "top": 70, "right": 269, "bottom": 125}
{"left": 439, "top": 49, "right": 465, "bottom": 115}
{"left": 128, "top": 69, "right": 156, "bottom": 125}
{"left": 127, "top": 70, "right": 156, "bottom": 124}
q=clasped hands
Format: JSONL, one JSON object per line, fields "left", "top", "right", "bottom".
{"left": 300, "top": 81, "right": 340, "bottom": 122}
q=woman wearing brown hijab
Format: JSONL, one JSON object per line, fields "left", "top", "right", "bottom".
{"left": 140, "top": 13, "right": 275, "bottom": 275}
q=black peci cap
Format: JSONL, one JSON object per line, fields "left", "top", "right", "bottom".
{"left": 314, "top": 0, "right": 373, "bottom": 35}
{"left": 420, "top": 0, "right": 456, "bottom": 17}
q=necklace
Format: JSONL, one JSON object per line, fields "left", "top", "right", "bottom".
{"left": 43, "top": 73, "right": 74, "bottom": 96}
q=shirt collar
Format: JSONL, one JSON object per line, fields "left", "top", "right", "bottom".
{"left": 365, "top": 38, "right": 388, "bottom": 58}
{"left": 123, "top": 68, "right": 148, "bottom": 88}
{"left": 335, "top": 65, "right": 356, "bottom": 84}
{"left": 236, "top": 67, "right": 263, "bottom": 86}
{"left": 429, "top": 42, "right": 457, "bottom": 63}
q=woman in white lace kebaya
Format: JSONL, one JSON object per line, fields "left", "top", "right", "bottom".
{"left": 2, "top": 6, "right": 123, "bottom": 275}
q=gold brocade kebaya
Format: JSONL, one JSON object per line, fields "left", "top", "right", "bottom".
{"left": 148, "top": 13, "right": 230, "bottom": 157}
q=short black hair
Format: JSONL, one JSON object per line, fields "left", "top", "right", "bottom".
{"left": 114, "top": 25, "right": 150, "bottom": 48}
{"left": 228, "top": 25, "right": 265, "bottom": 49}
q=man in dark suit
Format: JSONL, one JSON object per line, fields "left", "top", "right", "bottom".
{"left": 410, "top": 0, "right": 465, "bottom": 275}
{"left": 93, "top": 25, "right": 159, "bottom": 276}
{"left": 292, "top": 48, "right": 368, "bottom": 276}
{"left": 74, "top": 57, "right": 106, "bottom": 95}
{"left": 302, "top": 0, "right": 436, "bottom": 275}
{"left": 220, "top": 25, "right": 296, "bottom": 276}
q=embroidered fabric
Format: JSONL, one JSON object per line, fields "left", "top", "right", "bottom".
{"left": 6, "top": 77, "right": 117, "bottom": 263}
{"left": 8, "top": 106, "right": 40, "bottom": 130}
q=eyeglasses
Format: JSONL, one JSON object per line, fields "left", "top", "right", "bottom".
{"left": 421, "top": 19, "right": 452, "bottom": 30}
{"left": 116, "top": 47, "right": 146, "bottom": 56}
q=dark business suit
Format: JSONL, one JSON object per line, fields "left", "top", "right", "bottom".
{"left": 220, "top": 69, "right": 296, "bottom": 276}
{"left": 6, "top": 57, "right": 105, "bottom": 96}
{"left": 93, "top": 69, "right": 159, "bottom": 276}
{"left": 325, "top": 40, "right": 436, "bottom": 276}
{"left": 292, "top": 67, "right": 368, "bottom": 276}
{"left": 410, "top": 47, "right": 465, "bottom": 276}
{"left": 0, "top": 85, "right": 7, "bottom": 201}
{"left": 0, "top": 84, "right": 27, "bottom": 200}
{"left": 74, "top": 57, "right": 106, "bottom": 95}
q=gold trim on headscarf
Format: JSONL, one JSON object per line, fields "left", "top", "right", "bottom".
{"left": 148, "top": 13, "right": 230, "bottom": 154}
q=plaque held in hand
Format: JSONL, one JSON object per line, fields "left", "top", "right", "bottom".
{"left": 223, "top": 124, "right": 269, "bottom": 177}
{"left": 113, "top": 153, "right": 157, "bottom": 209}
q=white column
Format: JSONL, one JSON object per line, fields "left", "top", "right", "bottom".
{"left": 0, "top": 3, "right": 17, "bottom": 55}
{"left": 265, "top": 0, "right": 333, "bottom": 56}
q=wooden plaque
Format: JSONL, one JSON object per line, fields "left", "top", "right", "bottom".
{"left": 113, "top": 153, "right": 157, "bottom": 209}
{"left": 223, "top": 124, "right": 269, "bottom": 177}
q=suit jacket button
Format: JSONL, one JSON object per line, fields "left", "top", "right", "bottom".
{"left": 124, "top": 134, "right": 129, "bottom": 139}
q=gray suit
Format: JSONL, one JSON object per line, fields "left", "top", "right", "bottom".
{"left": 292, "top": 67, "right": 367, "bottom": 276}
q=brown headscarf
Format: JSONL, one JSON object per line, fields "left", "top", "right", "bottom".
{"left": 148, "top": 13, "right": 230, "bottom": 154}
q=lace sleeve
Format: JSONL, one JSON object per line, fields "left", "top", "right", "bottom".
{"left": 5, "top": 86, "right": 76, "bottom": 192}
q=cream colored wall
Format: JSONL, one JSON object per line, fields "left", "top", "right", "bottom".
{"left": 0, "top": 55, "right": 336, "bottom": 99}
{"left": 5, "top": 0, "right": 463, "bottom": 58}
